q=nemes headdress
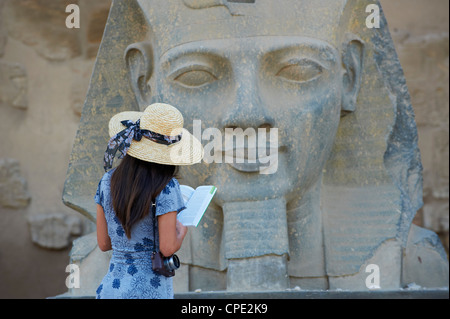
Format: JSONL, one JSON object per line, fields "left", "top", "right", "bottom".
{"left": 137, "top": 0, "right": 349, "bottom": 54}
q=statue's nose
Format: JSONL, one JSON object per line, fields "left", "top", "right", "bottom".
{"left": 220, "top": 64, "right": 274, "bottom": 131}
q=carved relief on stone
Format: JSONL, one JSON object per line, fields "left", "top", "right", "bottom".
{"left": 0, "top": 61, "right": 27, "bottom": 110}
{"left": 28, "top": 213, "right": 82, "bottom": 250}
{"left": 0, "top": 158, "right": 31, "bottom": 209}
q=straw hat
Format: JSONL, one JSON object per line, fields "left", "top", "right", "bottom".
{"left": 108, "top": 103, "right": 203, "bottom": 166}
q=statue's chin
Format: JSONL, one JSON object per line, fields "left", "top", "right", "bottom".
{"left": 206, "top": 174, "right": 292, "bottom": 206}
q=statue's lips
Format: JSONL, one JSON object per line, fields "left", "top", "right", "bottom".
{"left": 222, "top": 147, "right": 280, "bottom": 173}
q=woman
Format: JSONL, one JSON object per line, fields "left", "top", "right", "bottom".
{"left": 94, "top": 103, "right": 203, "bottom": 299}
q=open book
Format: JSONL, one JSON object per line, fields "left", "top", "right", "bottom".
{"left": 178, "top": 185, "right": 217, "bottom": 227}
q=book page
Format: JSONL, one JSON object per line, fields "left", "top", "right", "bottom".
{"left": 177, "top": 185, "right": 216, "bottom": 226}
{"left": 180, "top": 185, "right": 195, "bottom": 204}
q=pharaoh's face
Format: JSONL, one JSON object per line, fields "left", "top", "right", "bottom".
{"left": 154, "top": 36, "right": 343, "bottom": 204}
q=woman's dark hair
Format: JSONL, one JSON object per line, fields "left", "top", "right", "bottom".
{"left": 110, "top": 155, "right": 177, "bottom": 239}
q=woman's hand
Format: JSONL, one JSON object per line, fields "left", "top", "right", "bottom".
{"left": 176, "top": 219, "right": 188, "bottom": 240}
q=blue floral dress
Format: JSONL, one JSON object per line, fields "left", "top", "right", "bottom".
{"left": 94, "top": 169, "right": 185, "bottom": 299}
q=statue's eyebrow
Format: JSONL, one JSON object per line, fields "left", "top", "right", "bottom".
{"left": 263, "top": 42, "right": 338, "bottom": 68}
{"left": 160, "top": 38, "right": 338, "bottom": 69}
{"left": 160, "top": 45, "right": 227, "bottom": 70}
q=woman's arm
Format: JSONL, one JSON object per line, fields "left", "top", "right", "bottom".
{"left": 158, "top": 211, "right": 188, "bottom": 257}
{"left": 96, "top": 204, "right": 112, "bottom": 251}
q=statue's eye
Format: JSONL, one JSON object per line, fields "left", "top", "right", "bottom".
{"left": 173, "top": 69, "right": 217, "bottom": 88}
{"left": 275, "top": 59, "right": 323, "bottom": 83}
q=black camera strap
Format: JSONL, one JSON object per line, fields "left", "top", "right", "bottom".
{"left": 151, "top": 199, "right": 157, "bottom": 254}
{"left": 150, "top": 198, "right": 179, "bottom": 277}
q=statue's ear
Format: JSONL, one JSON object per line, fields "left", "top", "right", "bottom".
{"left": 341, "top": 35, "right": 364, "bottom": 116}
{"left": 124, "top": 42, "right": 153, "bottom": 108}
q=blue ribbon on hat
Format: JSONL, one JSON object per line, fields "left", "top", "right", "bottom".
{"left": 103, "top": 119, "right": 182, "bottom": 171}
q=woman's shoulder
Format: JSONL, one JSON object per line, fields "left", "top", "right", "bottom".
{"left": 160, "top": 177, "right": 181, "bottom": 195}
{"left": 156, "top": 177, "right": 183, "bottom": 201}
{"left": 96, "top": 169, "right": 115, "bottom": 195}
{"left": 99, "top": 168, "right": 115, "bottom": 183}
{"left": 155, "top": 177, "right": 185, "bottom": 215}
{"left": 95, "top": 169, "right": 115, "bottom": 206}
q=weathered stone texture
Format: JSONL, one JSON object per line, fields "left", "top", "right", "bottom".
{"left": 0, "top": 158, "right": 31, "bottom": 209}
{"left": 403, "top": 224, "right": 449, "bottom": 288}
{"left": 0, "top": 0, "right": 113, "bottom": 298}
{"left": 0, "top": 0, "right": 7, "bottom": 57}
{"left": 0, "top": 0, "right": 447, "bottom": 298}
{"left": 382, "top": 0, "right": 449, "bottom": 256}
{"left": 3, "top": 0, "right": 82, "bottom": 61}
{"left": 62, "top": 0, "right": 448, "bottom": 295}
{"left": 70, "top": 59, "right": 96, "bottom": 116}
{"left": 0, "top": 61, "right": 27, "bottom": 109}
{"left": 28, "top": 213, "right": 82, "bottom": 249}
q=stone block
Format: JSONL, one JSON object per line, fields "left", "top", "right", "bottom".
{"left": 3, "top": 0, "right": 82, "bottom": 61}
{"left": 289, "top": 276, "right": 328, "bottom": 291}
{"left": 0, "top": 0, "right": 7, "bottom": 58}
{"left": 0, "top": 61, "right": 27, "bottom": 109}
{"left": 431, "top": 128, "right": 449, "bottom": 199}
{"left": 188, "top": 265, "right": 227, "bottom": 292}
{"left": 0, "top": 158, "right": 30, "bottom": 209}
{"left": 28, "top": 213, "right": 82, "bottom": 249}
{"left": 328, "top": 240, "right": 402, "bottom": 291}
{"left": 172, "top": 263, "right": 189, "bottom": 293}
{"left": 403, "top": 224, "right": 449, "bottom": 288}
{"left": 67, "top": 232, "right": 112, "bottom": 297}
{"left": 423, "top": 201, "right": 449, "bottom": 234}
{"left": 226, "top": 255, "right": 289, "bottom": 291}
{"left": 395, "top": 33, "right": 449, "bottom": 130}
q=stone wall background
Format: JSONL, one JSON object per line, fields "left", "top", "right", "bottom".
{"left": 0, "top": 0, "right": 447, "bottom": 298}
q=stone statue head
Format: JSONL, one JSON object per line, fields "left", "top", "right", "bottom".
{"left": 64, "top": 0, "right": 448, "bottom": 291}
{"left": 125, "top": 0, "right": 366, "bottom": 206}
